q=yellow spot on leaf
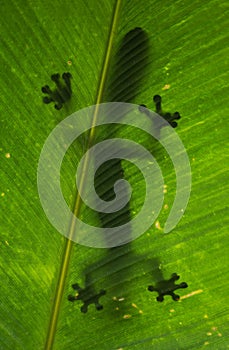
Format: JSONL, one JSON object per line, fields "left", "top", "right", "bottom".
{"left": 180, "top": 289, "right": 203, "bottom": 299}
{"left": 5, "top": 153, "right": 11, "bottom": 158}
{"left": 155, "top": 220, "right": 162, "bottom": 230}
{"left": 123, "top": 314, "right": 131, "bottom": 319}
{"left": 162, "top": 84, "right": 171, "bottom": 90}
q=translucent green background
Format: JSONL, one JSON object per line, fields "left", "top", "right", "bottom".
{"left": 0, "top": 0, "right": 228, "bottom": 349}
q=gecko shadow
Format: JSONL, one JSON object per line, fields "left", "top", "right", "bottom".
{"left": 68, "top": 28, "right": 187, "bottom": 313}
{"left": 104, "top": 26, "right": 150, "bottom": 103}
{"left": 41, "top": 72, "right": 72, "bottom": 110}
{"left": 93, "top": 27, "right": 150, "bottom": 243}
{"left": 148, "top": 272, "right": 188, "bottom": 302}
{"left": 86, "top": 28, "right": 150, "bottom": 309}
{"left": 69, "top": 254, "right": 188, "bottom": 313}
{"left": 68, "top": 277, "right": 106, "bottom": 313}
{"left": 69, "top": 255, "right": 161, "bottom": 314}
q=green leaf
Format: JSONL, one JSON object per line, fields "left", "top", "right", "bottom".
{"left": 0, "top": 0, "right": 228, "bottom": 349}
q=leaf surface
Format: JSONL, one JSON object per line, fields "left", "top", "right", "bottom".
{"left": 0, "top": 0, "right": 228, "bottom": 349}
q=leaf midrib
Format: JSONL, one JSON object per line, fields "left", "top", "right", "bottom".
{"left": 44, "top": 1, "right": 122, "bottom": 349}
